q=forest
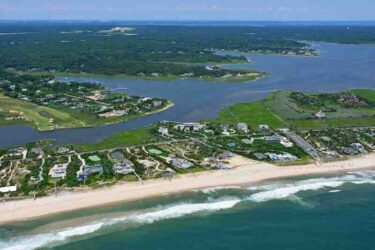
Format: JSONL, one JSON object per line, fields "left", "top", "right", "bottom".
{"left": 0, "top": 22, "right": 374, "bottom": 77}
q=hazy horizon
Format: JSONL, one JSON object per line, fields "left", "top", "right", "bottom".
{"left": 1, "top": 0, "right": 374, "bottom": 21}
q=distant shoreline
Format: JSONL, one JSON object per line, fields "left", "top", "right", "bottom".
{"left": 30, "top": 70, "right": 267, "bottom": 83}
{"left": 0, "top": 153, "right": 374, "bottom": 225}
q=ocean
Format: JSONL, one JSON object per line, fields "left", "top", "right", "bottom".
{"left": 1, "top": 170, "right": 375, "bottom": 250}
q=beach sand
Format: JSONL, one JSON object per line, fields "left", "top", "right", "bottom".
{"left": 0, "top": 153, "right": 374, "bottom": 225}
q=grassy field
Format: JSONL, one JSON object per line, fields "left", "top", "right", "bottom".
{"left": 0, "top": 92, "right": 173, "bottom": 131}
{"left": 350, "top": 89, "right": 375, "bottom": 102}
{"left": 75, "top": 128, "right": 159, "bottom": 151}
{"left": 0, "top": 93, "right": 84, "bottom": 131}
{"left": 210, "top": 98, "right": 288, "bottom": 128}
{"left": 211, "top": 89, "right": 375, "bottom": 130}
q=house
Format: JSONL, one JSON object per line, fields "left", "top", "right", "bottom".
{"left": 158, "top": 126, "right": 169, "bottom": 136}
{"left": 220, "top": 124, "right": 230, "bottom": 135}
{"left": 139, "top": 159, "right": 157, "bottom": 169}
{"left": 87, "top": 91, "right": 106, "bottom": 101}
{"left": 153, "top": 100, "right": 163, "bottom": 107}
{"left": 77, "top": 164, "right": 104, "bottom": 180}
{"left": 7, "top": 147, "right": 26, "bottom": 157}
{"left": 49, "top": 163, "right": 68, "bottom": 179}
{"left": 114, "top": 159, "right": 134, "bottom": 174}
{"left": 173, "top": 122, "right": 206, "bottom": 132}
{"left": 217, "top": 151, "right": 234, "bottom": 160}
{"left": 98, "top": 109, "right": 128, "bottom": 118}
{"left": 314, "top": 110, "right": 326, "bottom": 119}
{"left": 266, "top": 153, "right": 298, "bottom": 162}
{"left": 341, "top": 147, "right": 356, "bottom": 156}
{"left": 324, "top": 150, "right": 340, "bottom": 158}
{"left": 259, "top": 124, "right": 270, "bottom": 130}
{"left": 254, "top": 152, "right": 267, "bottom": 160}
{"left": 0, "top": 185, "right": 17, "bottom": 194}
{"left": 171, "top": 157, "right": 194, "bottom": 169}
{"left": 57, "top": 147, "right": 69, "bottom": 154}
{"left": 140, "top": 97, "right": 152, "bottom": 102}
{"left": 351, "top": 143, "right": 367, "bottom": 154}
{"left": 215, "top": 162, "right": 230, "bottom": 170}
{"left": 264, "top": 135, "right": 281, "bottom": 142}
{"left": 220, "top": 124, "right": 229, "bottom": 132}
{"left": 279, "top": 137, "right": 294, "bottom": 147}
{"left": 236, "top": 123, "right": 249, "bottom": 133}
{"left": 31, "top": 148, "right": 44, "bottom": 159}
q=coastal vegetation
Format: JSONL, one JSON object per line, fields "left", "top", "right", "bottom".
{"left": 76, "top": 128, "right": 158, "bottom": 151}
{"left": 212, "top": 89, "right": 375, "bottom": 130}
{"left": 0, "top": 70, "right": 172, "bottom": 131}
{"left": 0, "top": 24, "right": 322, "bottom": 82}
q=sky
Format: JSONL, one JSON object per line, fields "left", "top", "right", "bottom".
{"left": 0, "top": 0, "right": 374, "bottom": 21}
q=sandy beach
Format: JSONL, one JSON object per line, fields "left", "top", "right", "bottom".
{"left": 1, "top": 153, "right": 374, "bottom": 225}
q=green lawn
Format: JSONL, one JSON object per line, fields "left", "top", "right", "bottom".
{"left": 0, "top": 92, "right": 173, "bottom": 131}
{"left": 210, "top": 89, "right": 375, "bottom": 130}
{"left": 350, "top": 88, "right": 375, "bottom": 102}
{"left": 0, "top": 93, "right": 84, "bottom": 131}
{"left": 210, "top": 99, "right": 288, "bottom": 128}
{"left": 75, "top": 128, "right": 159, "bottom": 151}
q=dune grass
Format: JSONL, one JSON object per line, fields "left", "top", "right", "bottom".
{"left": 75, "top": 128, "right": 158, "bottom": 151}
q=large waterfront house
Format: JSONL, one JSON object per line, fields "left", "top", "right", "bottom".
{"left": 114, "top": 159, "right": 134, "bottom": 174}
{"left": 77, "top": 164, "right": 104, "bottom": 180}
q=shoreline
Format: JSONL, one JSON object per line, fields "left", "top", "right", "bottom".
{"left": 0, "top": 100, "right": 174, "bottom": 136}
{"left": 0, "top": 153, "right": 374, "bottom": 225}
{"left": 30, "top": 71, "right": 266, "bottom": 83}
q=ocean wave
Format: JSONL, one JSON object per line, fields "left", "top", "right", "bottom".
{"left": 0, "top": 199, "right": 241, "bottom": 250}
{"left": 329, "top": 190, "right": 341, "bottom": 193}
{"left": 2, "top": 171, "right": 374, "bottom": 249}
{"left": 247, "top": 173, "right": 375, "bottom": 203}
{"left": 199, "top": 186, "right": 243, "bottom": 194}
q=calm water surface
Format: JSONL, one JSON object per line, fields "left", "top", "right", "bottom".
{"left": 0, "top": 42, "right": 374, "bottom": 148}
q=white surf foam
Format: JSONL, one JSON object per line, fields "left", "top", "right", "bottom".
{"left": 329, "top": 190, "right": 341, "bottom": 193}
{"left": 0, "top": 199, "right": 241, "bottom": 250}
{"left": 2, "top": 171, "right": 374, "bottom": 249}
{"left": 247, "top": 173, "right": 375, "bottom": 203}
{"left": 199, "top": 186, "right": 242, "bottom": 194}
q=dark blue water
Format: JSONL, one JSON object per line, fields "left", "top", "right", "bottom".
{"left": 0, "top": 42, "right": 374, "bottom": 148}
{"left": 1, "top": 171, "right": 375, "bottom": 249}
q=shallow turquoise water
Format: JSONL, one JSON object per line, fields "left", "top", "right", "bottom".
{"left": 1, "top": 171, "right": 375, "bottom": 250}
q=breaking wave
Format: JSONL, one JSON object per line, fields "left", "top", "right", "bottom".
{"left": 0, "top": 199, "right": 241, "bottom": 250}
{"left": 1, "top": 171, "right": 374, "bottom": 249}
{"left": 199, "top": 186, "right": 242, "bottom": 194}
{"left": 247, "top": 172, "right": 375, "bottom": 202}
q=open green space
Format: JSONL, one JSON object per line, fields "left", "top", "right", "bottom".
{"left": 211, "top": 89, "right": 375, "bottom": 130}
{"left": 350, "top": 89, "right": 375, "bottom": 102}
{"left": 210, "top": 99, "right": 287, "bottom": 128}
{"left": 0, "top": 70, "right": 173, "bottom": 131}
{"left": 0, "top": 93, "right": 84, "bottom": 131}
{"left": 75, "top": 128, "right": 159, "bottom": 151}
